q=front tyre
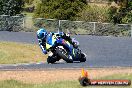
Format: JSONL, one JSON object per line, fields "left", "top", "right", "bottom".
{"left": 56, "top": 48, "right": 73, "bottom": 63}
{"left": 47, "top": 56, "right": 56, "bottom": 64}
{"left": 80, "top": 53, "right": 86, "bottom": 62}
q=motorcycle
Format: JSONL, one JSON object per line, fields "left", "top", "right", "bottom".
{"left": 46, "top": 33, "right": 86, "bottom": 63}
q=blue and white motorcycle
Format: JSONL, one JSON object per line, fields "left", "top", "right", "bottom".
{"left": 46, "top": 33, "right": 86, "bottom": 63}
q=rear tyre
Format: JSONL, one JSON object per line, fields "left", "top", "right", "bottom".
{"left": 47, "top": 56, "right": 56, "bottom": 64}
{"left": 56, "top": 48, "right": 73, "bottom": 63}
{"left": 80, "top": 53, "right": 86, "bottom": 62}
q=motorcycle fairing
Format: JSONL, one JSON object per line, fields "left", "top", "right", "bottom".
{"left": 46, "top": 34, "right": 57, "bottom": 50}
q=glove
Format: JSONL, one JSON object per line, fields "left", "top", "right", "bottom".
{"left": 65, "top": 33, "right": 70, "bottom": 37}
{"left": 59, "top": 32, "right": 64, "bottom": 35}
{"left": 43, "top": 50, "right": 47, "bottom": 54}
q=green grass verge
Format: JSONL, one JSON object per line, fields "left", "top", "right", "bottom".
{"left": 0, "top": 80, "right": 80, "bottom": 88}
{"left": 0, "top": 73, "right": 131, "bottom": 88}
{"left": 0, "top": 42, "right": 47, "bottom": 64}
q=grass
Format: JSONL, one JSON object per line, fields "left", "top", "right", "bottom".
{"left": 0, "top": 73, "right": 131, "bottom": 88}
{"left": 100, "top": 73, "right": 132, "bottom": 80}
{"left": 0, "top": 80, "right": 79, "bottom": 88}
{"left": 0, "top": 42, "right": 47, "bottom": 64}
{"left": 22, "top": 12, "right": 34, "bottom": 17}
{"left": 0, "top": 80, "right": 33, "bottom": 88}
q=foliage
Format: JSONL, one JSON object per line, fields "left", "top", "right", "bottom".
{"left": 0, "top": 0, "right": 24, "bottom": 16}
{"left": 76, "top": 5, "right": 109, "bottom": 22}
{"left": 108, "top": 6, "right": 119, "bottom": 23}
{"left": 108, "top": 0, "right": 132, "bottom": 24}
{"left": 122, "top": 1, "right": 132, "bottom": 23}
{"left": 34, "top": 0, "right": 87, "bottom": 20}
{"left": 24, "top": 0, "right": 34, "bottom": 5}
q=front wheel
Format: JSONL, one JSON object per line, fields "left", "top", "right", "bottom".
{"left": 79, "top": 53, "right": 86, "bottom": 62}
{"left": 47, "top": 56, "right": 56, "bottom": 64}
{"left": 56, "top": 47, "right": 73, "bottom": 63}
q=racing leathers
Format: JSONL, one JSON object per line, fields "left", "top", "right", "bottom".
{"left": 37, "top": 32, "right": 75, "bottom": 54}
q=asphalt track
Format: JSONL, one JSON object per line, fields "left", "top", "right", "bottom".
{"left": 0, "top": 31, "right": 132, "bottom": 70}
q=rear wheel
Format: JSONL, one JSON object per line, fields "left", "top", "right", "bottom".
{"left": 56, "top": 47, "right": 73, "bottom": 63}
{"left": 80, "top": 53, "right": 86, "bottom": 62}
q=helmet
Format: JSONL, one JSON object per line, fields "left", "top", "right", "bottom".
{"left": 37, "top": 28, "right": 47, "bottom": 39}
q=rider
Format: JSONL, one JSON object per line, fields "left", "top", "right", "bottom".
{"left": 37, "top": 28, "right": 77, "bottom": 54}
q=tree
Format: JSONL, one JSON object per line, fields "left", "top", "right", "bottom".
{"left": 34, "top": 0, "right": 87, "bottom": 20}
{"left": 24, "top": 0, "right": 34, "bottom": 4}
{"left": 122, "top": 1, "right": 132, "bottom": 23}
{"left": 108, "top": 0, "right": 132, "bottom": 23}
{"left": 0, "top": 0, "right": 24, "bottom": 16}
{"left": 76, "top": 5, "right": 109, "bottom": 22}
